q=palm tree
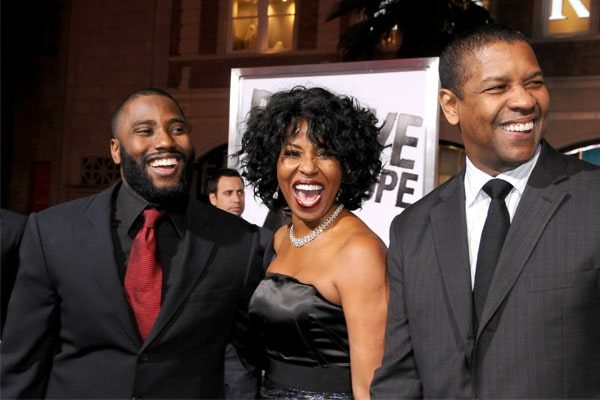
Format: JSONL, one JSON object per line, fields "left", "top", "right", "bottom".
{"left": 327, "top": 0, "right": 492, "bottom": 61}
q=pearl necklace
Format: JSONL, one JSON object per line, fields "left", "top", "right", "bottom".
{"left": 289, "top": 204, "right": 344, "bottom": 248}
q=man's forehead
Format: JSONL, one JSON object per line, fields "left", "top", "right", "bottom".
{"left": 463, "top": 42, "right": 539, "bottom": 79}
{"left": 218, "top": 176, "right": 244, "bottom": 189}
{"left": 123, "top": 94, "right": 182, "bottom": 117}
{"left": 114, "top": 94, "right": 187, "bottom": 138}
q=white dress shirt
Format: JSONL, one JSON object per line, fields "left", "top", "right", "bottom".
{"left": 464, "top": 146, "right": 541, "bottom": 289}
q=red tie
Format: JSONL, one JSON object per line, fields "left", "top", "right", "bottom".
{"left": 125, "top": 209, "right": 165, "bottom": 341}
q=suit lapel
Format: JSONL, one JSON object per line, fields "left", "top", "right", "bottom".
{"left": 478, "top": 144, "right": 569, "bottom": 337}
{"left": 77, "top": 183, "right": 140, "bottom": 346}
{"left": 143, "top": 200, "right": 215, "bottom": 347}
{"left": 430, "top": 174, "right": 474, "bottom": 351}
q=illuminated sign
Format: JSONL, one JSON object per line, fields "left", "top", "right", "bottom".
{"left": 545, "top": 0, "right": 593, "bottom": 36}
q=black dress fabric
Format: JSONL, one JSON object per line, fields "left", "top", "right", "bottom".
{"left": 249, "top": 273, "right": 352, "bottom": 399}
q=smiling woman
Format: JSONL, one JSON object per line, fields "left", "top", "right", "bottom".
{"left": 238, "top": 86, "right": 388, "bottom": 399}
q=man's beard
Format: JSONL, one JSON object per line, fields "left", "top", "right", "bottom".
{"left": 119, "top": 145, "right": 195, "bottom": 205}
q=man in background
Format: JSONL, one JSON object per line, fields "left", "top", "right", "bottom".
{"left": 208, "top": 167, "right": 289, "bottom": 233}
{"left": 208, "top": 167, "right": 274, "bottom": 399}
{"left": 207, "top": 167, "right": 275, "bottom": 256}
{"left": 208, "top": 168, "right": 246, "bottom": 217}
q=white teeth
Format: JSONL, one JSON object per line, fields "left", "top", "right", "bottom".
{"left": 501, "top": 121, "right": 534, "bottom": 132}
{"left": 150, "top": 158, "right": 177, "bottom": 167}
{"left": 294, "top": 184, "right": 323, "bottom": 191}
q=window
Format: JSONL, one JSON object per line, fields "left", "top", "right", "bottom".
{"left": 230, "top": 0, "right": 296, "bottom": 52}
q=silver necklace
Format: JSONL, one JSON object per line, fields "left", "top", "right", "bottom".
{"left": 289, "top": 204, "right": 344, "bottom": 248}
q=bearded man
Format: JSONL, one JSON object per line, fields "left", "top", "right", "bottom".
{"left": 1, "top": 88, "right": 264, "bottom": 399}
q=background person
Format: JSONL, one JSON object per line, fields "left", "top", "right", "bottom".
{"left": 207, "top": 166, "right": 274, "bottom": 268}
{"left": 207, "top": 167, "right": 268, "bottom": 399}
{"left": 0, "top": 208, "right": 27, "bottom": 336}
{"left": 371, "top": 24, "right": 600, "bottom": 398}
{"left": 208, "top": 168, "right": 246, "bottom": 216}
{"left": 208, "top": 167, "right": 290, "bottom": 233}
{"left": 239, "top": 86, "right": 388, "bottom": 399}
{"left": 1, "top": 88, "right": 264, "bottom": 398}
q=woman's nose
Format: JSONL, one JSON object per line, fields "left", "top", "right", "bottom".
{"left": 298, "top": 155, "right": 318, "bottom": 176}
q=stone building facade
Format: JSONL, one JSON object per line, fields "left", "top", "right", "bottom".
{"left": 3, "top": 0, "right": 599, "bottom": 213}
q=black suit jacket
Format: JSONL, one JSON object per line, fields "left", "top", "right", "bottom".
{"left": 223, "top": 225, "right": 272, "bottom": 399}
{"left": 1, "top": 183, "right": 264, "bottom": 399}
{"left": 371, "top": 142, "right": 600, "bottom": 398}
{"left": 0, "top": 209, "right": 27, "bottom": 335}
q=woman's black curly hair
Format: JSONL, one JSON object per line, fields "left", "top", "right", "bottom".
{"left": 238, "top": 86, "right": 383, "bottom": 211}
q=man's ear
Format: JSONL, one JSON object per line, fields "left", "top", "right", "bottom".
{"left": 208, "top": 193, "right": 217, "bottom": 206}
{"left": 439, "top": 89, "right": 460, "bottom": 126}
{"left": 110, "top": 138, "right": 121, "bottom": 165}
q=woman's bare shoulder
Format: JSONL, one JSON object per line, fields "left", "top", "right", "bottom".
{"left": 338, "top": 213, "right": 386, "bottom": 254}
{"left": 326, "top": 214, "right": 386, "bottom": 281}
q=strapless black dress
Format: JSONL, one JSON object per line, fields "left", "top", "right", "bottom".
{"left": 249, "top": 273, "right": 353, "bottom": 399}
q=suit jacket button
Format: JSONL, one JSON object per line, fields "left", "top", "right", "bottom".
{"left": 139, "top": 353, "right": 149, "bottom": 362}
{"left": 132, "top": 395, "right": 142, "bottom": 400}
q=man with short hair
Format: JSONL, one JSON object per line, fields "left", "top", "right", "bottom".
{"left": 207, "top": 167, "right": 274, "bottom": 399}
{"left": 208, "top": 168, "right": 246, "bottom": 216}
{"left": 207, "top": 167, "right": 261, "bottom": 399}
{"left": 1, "top": 88, "right": 264, "bottom": 398}
{"left": 371, "top": 24, "right": 600, "bottom": 398}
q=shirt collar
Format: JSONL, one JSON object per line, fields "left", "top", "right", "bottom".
{"left": 115, "top": 182, "right": 187, "bottom": 237}
{"left": 116, "top": 182, "right": 148, "bottom": 233}
{"left": 464, "top": 144, "right": 541, "bottom": 207}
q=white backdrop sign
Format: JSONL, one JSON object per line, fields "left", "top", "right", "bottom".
{"left": 228, "top": 58, "right": 440, "bottom": 245}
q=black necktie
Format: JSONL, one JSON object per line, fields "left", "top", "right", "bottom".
{"left": 473, "top": 179, "right": 513, "bottom": 329}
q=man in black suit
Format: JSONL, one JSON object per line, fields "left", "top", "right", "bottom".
{"left": 207, "top": 167, "right": 269, "bottom": 399}
{"left": 371, "top": 24, "right": 600, "bottom": 398}
{"left": 0, "top": 208, "right": 27, "bottom": 335}
{"left": 207, "top": 167, "right": 274, "bottom": 263}
{"left": 1, "top": 88, "right": 264, "bottom": 398}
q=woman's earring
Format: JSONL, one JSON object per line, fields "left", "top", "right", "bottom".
{"left": 335, "top": 189, "right": 341, "bottom": 202}
{"left": 273, "top": 189, "right": 279, "bottom": 200}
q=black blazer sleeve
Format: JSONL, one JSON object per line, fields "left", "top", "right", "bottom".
{"left": 1, "top": 213, "right": 59, "bottom": 398}
{"left": 230, "top": 225, "right": 266, "bottom": 367}
{"left": 371, "top": 213, "right": 423, "bottom": 398}
{"left": 1, "top": 209, "right": 28, "bottom": 334}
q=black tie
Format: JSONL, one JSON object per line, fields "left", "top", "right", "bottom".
{"left": 473, "top": 179, "right": 513, "bottom": 329}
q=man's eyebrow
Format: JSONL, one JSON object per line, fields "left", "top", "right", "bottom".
{"left": 524, "top": 70, "right": 544, "bottom": 80}
{"left": 480, "top": 70, "right": 544, "bottom": 85}
{"left": 480, "top": 75, "right": 509, "bottom": 85}
{"left": 168, "top": 117, "right": 188, "bottom": 125}
{"left": 132, "top": 119, "right": 158, "bottom": 127}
